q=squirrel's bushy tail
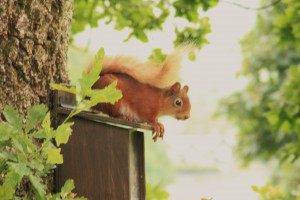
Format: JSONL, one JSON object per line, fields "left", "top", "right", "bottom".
{"left": 100, "top": 44, "right": 194, "bottom": 88}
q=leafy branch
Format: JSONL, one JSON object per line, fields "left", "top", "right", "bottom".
{"left": 72, "top": 0, "right": 215, "bottom": 49}
{"left": 221, "top": 0, "right": 281, "bottom": 11}
{"left": 0, "top": 48, "right": 122, "bottom": 199}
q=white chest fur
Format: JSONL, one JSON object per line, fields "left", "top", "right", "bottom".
{"left": 119, "top": 104, "right": 141, "bottom": 122}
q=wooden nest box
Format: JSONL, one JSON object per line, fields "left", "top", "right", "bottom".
{"left": 52, "top": 90, "right": 152, "bottom": 200}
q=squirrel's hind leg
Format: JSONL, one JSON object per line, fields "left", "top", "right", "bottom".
{"left": 116, "top": 114, "right": 138, "bottom": 122}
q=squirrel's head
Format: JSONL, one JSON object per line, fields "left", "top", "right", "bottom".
{"left": 163, "top": 82, "right": 191, "bottom": 120}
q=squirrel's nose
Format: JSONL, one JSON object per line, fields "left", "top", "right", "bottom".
{"left": 184, "top": 114, "right": 190, "bottom": 120}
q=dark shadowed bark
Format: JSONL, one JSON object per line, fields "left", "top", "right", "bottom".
{"left": 0, "top": 0, "right": 73, "bottom": 114}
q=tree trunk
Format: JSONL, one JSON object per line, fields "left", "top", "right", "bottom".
{"left": 0, "top": 0, "right": 73, "bottom": 114}
{"left": 0, "top": 0, "right": 73, "bottom": 196}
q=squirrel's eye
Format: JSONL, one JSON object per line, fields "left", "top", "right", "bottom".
{"left": 175, "top": 98, "right": 182, "bottom": 107}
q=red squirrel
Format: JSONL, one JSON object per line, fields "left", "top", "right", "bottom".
{"left": 90, "top": 46, "right": 191, "bottom": 141}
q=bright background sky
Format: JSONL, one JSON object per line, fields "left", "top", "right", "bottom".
{"left": 72, "top": 1, "right": 272, "bottom": 199}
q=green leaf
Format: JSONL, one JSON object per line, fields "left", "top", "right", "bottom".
{"left": 28, "top": 159, "right": 44, "bottom": 172}
{"left": 293, "top": 23, "right": 300, "bottom": 38}
{"left": 44, "top": 147, "right": 63, "bottom": 164}
{"left": 188, "top": 52, "right": 197, "bottom": 61}
{"left": 280, "top": 120, "right": 292, "bottom": 133}
{"left": 10, "top": 163, "right": 31, "bottom": 177}
{"left": 25, "top": 137, "right": 35, "bottom": 153}
{"left": 32, "top": 129, "right": 48, "bottom": 139}
{"left": 42, "top": 112, "right": 52, "bottom": 138}
{"left": 74, "top": 48, "right": 121, "bottom": 113}
{"left": 0, "top": 157, "right": 6, "bottom": 172}
{"left": 148, "top": 48, "right": 167, "bottom": 62}
{"left": 61, "top": 179, "right": 75, "bottom": 198}
{"left": 135, "top": 30, "right": 148, "bottom": 43}
{"left": 47, "top": 193, "right": 60, "bottom": 200}
{"left": 55, "top": 122, "right": 74, "bottom": 146}
{"left": 95, "top": 48, "right": 105, "bottom": 63}
{"left": 5, "top": 166, "right": 23, "bottom": 187}
{"left": 11, "top": 138, "right": 24, "bottom": 152}
{"left": 3, "top": 106, "right": 23, "bottom": 132}
{"left": 29, "top": 174, "right": 46, "bottom": 200}
{"left": 0, "top": 163, "right": 31, "bottom": 199}
{"left": 89, "top": 81, "right": 122, "bottom": 105}
{"left": 266, "top": 113, "right": 279, "bottom": 125}
{"left": 0, "top": 149, "right": 17, "bottom": 162}
{"left": 11, "top": 134, "right": 34, "bottom": 154}
{"left": 146, "top": 182, "right": 170, "bottom": 200}
{"left": 50, "top": 84, "right": 77, "bottom": 94}
{"left": 103, "top": 81, "right": 123, "bottom": 104}
{"left": 0, "top": 183, "right": 15, "bottom": 200}
{"left": 251, "top": 185, "right": 261, "bottom": 193}
{"left": 78, "top": 48, "right": 105, "bottom": 98}
{"left": 25, "top": 104, "right": 48, "bottom": 133}
{"left": 0, "top": 123, "right": 12, "bottom": 141}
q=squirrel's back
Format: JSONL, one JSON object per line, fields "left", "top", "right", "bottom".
{"left": 100, "top": 44, "right": 193, "bottom": 88}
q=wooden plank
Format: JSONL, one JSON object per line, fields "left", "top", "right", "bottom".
{"left": 56, "top": 114, "right": 131, "bottom": 200}
{"left": 53, "top": 90, "right": 153, "bottom": 132}
{"left": 129, "top": 131, "right": 146, "bottom": 199}
{"left": 57, "top": 107, "right": 153, "bottom": 131}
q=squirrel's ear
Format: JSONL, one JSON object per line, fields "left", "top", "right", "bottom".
{"left": 183, "top": 85, "right": 189, "bottom": 93}
{"left": 168, "top": 82, "right": 181, "bottom": 96}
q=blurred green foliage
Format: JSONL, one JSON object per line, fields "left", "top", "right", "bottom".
{"left": 144, "top": 133, "right": 176, "bottom": 186}
{"left": 72, "top": 0, "right": 218, "bottom": 50}
{"left": 219, "top": 0, "right": 300, "bottom": 198}
{"left": 272, "top": 0, "right": 300, "bottom": 51}
{"left": 146, "top": 182, "right": 170, "bottom": 200}
{"left": 252, "top": 183, "right": 295, "bottom": 200}
{"left": 148, "top": 48, "right": 167, "bottom": 62}
{"left": 220, "top": 0, "right": 300, "bottom": 164}
{"left": 271, "top": 160, "right": 300, "bottom": 198}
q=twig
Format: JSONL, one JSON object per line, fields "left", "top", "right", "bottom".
{"left": 221, "top": 0, "right": 281, "bottom": 10}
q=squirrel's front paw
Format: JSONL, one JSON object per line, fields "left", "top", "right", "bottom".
{"left": 152, "top": 122, "right": 165, "bottom": 142}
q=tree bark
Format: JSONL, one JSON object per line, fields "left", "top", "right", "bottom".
{"left": 0, "top": 0, "right": 73, "bottom": 114}
{"left": 0, "top": 0, "right": 73, "bottom": 196}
